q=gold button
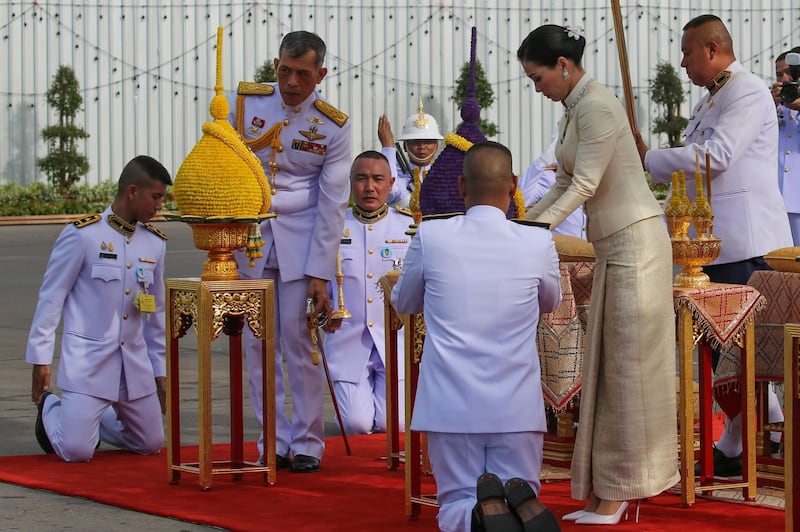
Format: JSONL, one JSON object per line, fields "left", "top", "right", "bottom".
{"left": 368, "top": 249, "right": 374, "bottom": 255}
{"left": 787, "top": 150, "right": 792, "bottom": 155}
{"left": 786, "top": 168, "right": 790, "bottom": 172}
{"left": 283, "top": 119, "right": 290, "bottom": 125}
{"left": 368, "top": 225, "right": 374, "bottom": 231}
{"left": 126, "top": 262, "right": 132, "bottom": 269}
{"left": 120, "top": 340, "right": 125, "bottom": 346}
{"left": 367, "top": 297, "right": 373, "bottom": 303}
{"left": 125, "top": 289, "right": 131, "bottom": 295}
{"left": 123, "top": 314, "right": 128, "bottom": 320}
{"left": 368, "top": 322, "right": 374, "bottom": 327}
{"left": 367, "top": 273, "right": 374, "bottom": 279}
{"left": 126, "top": 239, "right": 131, "bottom": 244}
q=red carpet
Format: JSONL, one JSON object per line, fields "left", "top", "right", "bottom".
{"left": 0, "top": 434, "right": 782, "bottom": 531}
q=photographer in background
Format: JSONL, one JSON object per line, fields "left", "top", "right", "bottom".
{"left": 772, "top": 48, "right": 800, "bottom": 245}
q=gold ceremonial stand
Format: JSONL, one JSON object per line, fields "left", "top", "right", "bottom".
{"left": 165, "top": 278, "right": 276, "bottom": 490}
{"left": 402, "top": 311, "right": 438, "bottom": 519}
{"left": 674, "top": 284, "right": 758, "bottom": 507}
{"left": 383, "top": 285, "right": 404, "bottom": 471}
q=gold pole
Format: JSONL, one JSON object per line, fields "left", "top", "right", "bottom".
{"left": 611, "top": 0, "right": 638, "bottom": 136}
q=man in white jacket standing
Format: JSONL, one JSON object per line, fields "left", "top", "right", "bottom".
{"left": 392, "top": 141, "right": 561, "bottom": 532}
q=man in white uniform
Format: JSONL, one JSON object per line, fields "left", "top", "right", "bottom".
{"left": 27, "top": 156, "right": 171, "bottom": 462}
{"left": 231, "top": 31, "right": 351, "bottom": 473}
{"left": 637, "top": 14, "right": 793, "bottom": 477}
{"left": 378, "top": 101, "right": 443, "bottom": 208}
{"left": 772, "top": 48, "right": 800, "bottom": 245}
{"left": 323, "top": 151, "right": 411, "bottom": 434}
{"left": 392, "top": 141, "right": 561, "bottom": 532}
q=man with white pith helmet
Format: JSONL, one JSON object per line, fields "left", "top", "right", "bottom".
{"left": 378, "top": 100, "right": 444, "bottom": 209}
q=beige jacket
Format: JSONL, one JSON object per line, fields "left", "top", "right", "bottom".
{"left": 526, "top": 75, "right": 662, "bottom": 241}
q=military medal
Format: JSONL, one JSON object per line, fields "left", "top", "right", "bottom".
{"left": 299, "top": 125, "right": 326, "bottom": 141}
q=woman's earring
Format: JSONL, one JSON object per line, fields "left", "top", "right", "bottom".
{"left": 562, "top": 69, "right": 569, "bottom": 80}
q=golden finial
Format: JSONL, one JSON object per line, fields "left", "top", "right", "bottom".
{"left": 412, "top": 98, "right": 430, "bottom": 128}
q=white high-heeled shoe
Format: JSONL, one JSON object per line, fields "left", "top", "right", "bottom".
{"left": 562, "top": 509, "right": 591, "bottom": 521}
{"left": 575, "top": 500, "right": 640, "bottom": 525}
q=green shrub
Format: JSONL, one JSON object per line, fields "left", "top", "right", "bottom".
{"left": 0, "top": 181, "right": 176, "bottom": 216}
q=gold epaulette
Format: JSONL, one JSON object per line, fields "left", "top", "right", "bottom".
{"left": 72, "top": 213, "right": 102, "bottom": 228}
{"left": 512, "top": 218, "right": 550, "bottom": 229}
{"left": 237, "top": 81, "right": 275, "bottom": 96}
{"left": 143, "top": 222, "right": 168, "bottom": 240}
{"left": 314, "top": 99, "right": 348, "bottom": 127}
{"left": 394, "top": 206, "right": 413, "bottom": 218}
{"left": 421, "top": 212, "right": 463, "bottom": 222}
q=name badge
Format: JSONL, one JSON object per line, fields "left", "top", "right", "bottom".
{"left": 135, "top": 293, "right": 157, "bottom": 314}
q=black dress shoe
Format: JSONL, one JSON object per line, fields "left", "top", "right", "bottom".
{"left": 504, "top": 477, "right": 560, "bottom": 532}
{"left": 290, "top": 454, "right": 320, "bottom": 473}
{"left": 34, "top": 390, "right": 55, "bottom": 454}
{"left": 276, "top": 454, "right": 291, "bottom": 470}
{"left": 471, "top": 473, "right": 522, "bottom": 532}
{"left": 257, "top": 454, "right": 292, "bottom": 470}
{"left": 695, "top": 446, "right": 742, "bottom": 477}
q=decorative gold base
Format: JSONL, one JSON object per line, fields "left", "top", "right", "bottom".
{"left": 331, "top": 308, "right": 352, "bottom": 320}
{"left": 201, "top": 249, "right": 241, "bottom": 280}
{"left": 189, "top": 222, "right": 252, "bottom": 281}
{"left": 671, "top": 237, "right": 721, "bottom": 288}
{"left": 674, "top": 266, "right": 711, "bottom": 288}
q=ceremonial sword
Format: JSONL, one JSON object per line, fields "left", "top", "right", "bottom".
{"left": 306, "top": 299, "right": 352, "bottom": 456}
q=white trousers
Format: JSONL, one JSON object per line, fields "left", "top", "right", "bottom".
{"left": 716, "top": 384, "right": 785, "bottom": 457}
{"left": 332, "top": 345, "right": 405, "bottom": 435}
{"left": 42, "top": 386, "right": 163, "bottom": 462}
{"left": 244, "top": 260, "right": 325, "bottom": 459}
{"left": 427, "top": 431, "right": 544, "bottom": 532}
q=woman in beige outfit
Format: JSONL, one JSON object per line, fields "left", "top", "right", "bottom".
{"left": 518, "top": 25, "right": 679, "bottom": 525}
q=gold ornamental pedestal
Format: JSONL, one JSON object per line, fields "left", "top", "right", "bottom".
{"left": 165, "top": 214, "right": 276, "bottom": 281}
{"left": 165, "top": 278, "right": 276, "bottom": 490}
{"left": 190, "top": 222, "right": 251, "bottom": 280}
{"left": 671, "top": 237, "right": 721, "bottom": 288}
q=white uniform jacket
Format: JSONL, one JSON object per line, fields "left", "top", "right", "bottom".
{"left": 26, "top": 206, "right": 167, "bottom": 401}
{"left": 231, "top": 84, "right": 351, "bottom": 281}
{"left": 778, "top": 104, "right": 800, "bottom": 214}
{"left": 324, "top": 207, "right": 411, "bottom": 383}
{"left": 646, "top": 61, "right": 793, "bottom": 263}
{"left": 391, "top": 206, "right": 562, "bottom": 434}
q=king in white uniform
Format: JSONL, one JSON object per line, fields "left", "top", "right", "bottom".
{"left": 230, "top": 31, "right": 351, "bottom": 472}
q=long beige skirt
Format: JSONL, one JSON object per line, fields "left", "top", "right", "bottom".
{"left": 570, "top": 215, "right": 680, "bottom": 501}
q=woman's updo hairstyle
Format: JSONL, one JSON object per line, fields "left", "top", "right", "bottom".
{"left": 517, "top": 24, "right": 586, "bottom": 68}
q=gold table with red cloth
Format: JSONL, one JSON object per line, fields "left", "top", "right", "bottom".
{"left": 714, "top": 270, "right": 800, "bottom": 490}
{"left": 537, "top": 261, "right": 594, "bottom": 412}
{"left": 715, "top": 270, "right": 800, "bottom": 392}
{"left": 673, "top": 283, "right": 765, "bottom": 506}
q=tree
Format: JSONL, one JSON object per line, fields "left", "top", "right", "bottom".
{"left": 38, "top": 66, "right": 90, "bottom": 195}
{"left": 254, "top": 60, "right": 277, "bottom": 83}
{"left": 452, "top": 60, "right": 498, "bottom": 137}
{"left": 649, "top": 61, "right": 688, "bottom": 148}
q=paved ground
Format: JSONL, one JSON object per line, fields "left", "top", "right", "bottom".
{"left": 0, "top": 221, "right": 340, "bottom": 531}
